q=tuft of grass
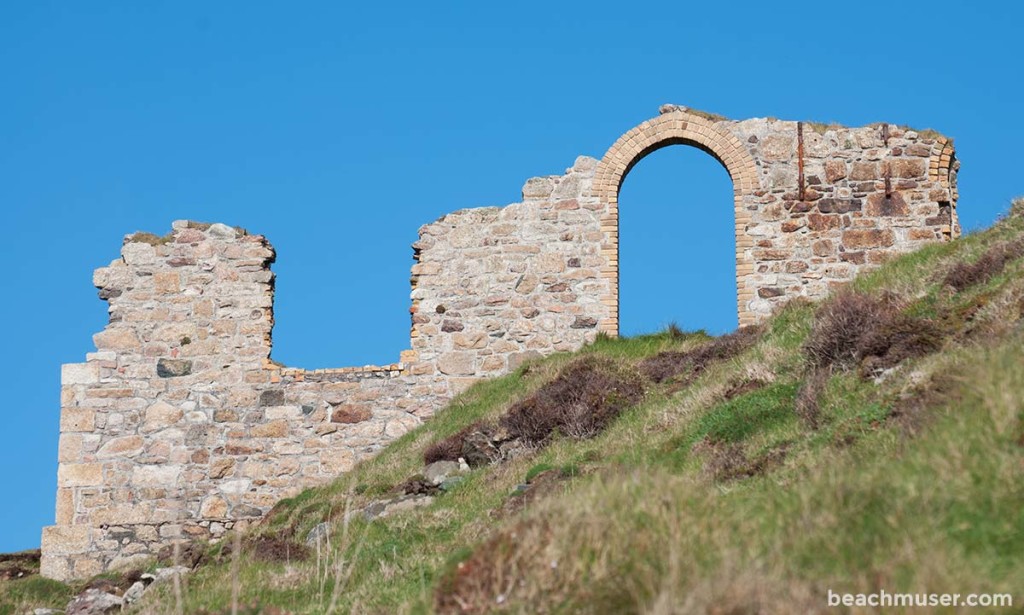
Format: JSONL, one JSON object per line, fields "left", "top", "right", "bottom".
{"left": 803, "top": 291, "right": 895, "bottom": 370}
{"left": 1010, "top": 197, "right": 1024, "bottom": 219}
{"left": 794, "top": 368, "right": 828, "bottom": 429}
{"left": 0, "top": 575, "right": 75, "bottom": 615}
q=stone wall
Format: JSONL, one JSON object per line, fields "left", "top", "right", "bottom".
{"left": 408, "top": 156, "right": 609, "bottom": 383}
{"left": 42, "top": 106, "right": 959, "bottom": 580}
{"left": 41, "top": 223, "right": 430, "bottom": 579}
{"left": 590, "top": 105, "right": 960, "bottom": 329}
{"left": 40, "top": 161, "right": 607, "bottom": 580}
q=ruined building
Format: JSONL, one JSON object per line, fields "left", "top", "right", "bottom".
{"left": 42, "top": 106, "right": 959, "bottom": 579}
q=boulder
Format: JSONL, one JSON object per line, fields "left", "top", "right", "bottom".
{"left": 66, "top": 589, "right": 123, "bottom": 615}
{"left": 123, "top": 580, "right": 147, "bottom": 604}
{"left": 305, "top": 522, "right": 331, "bottom": 548}
{"left": 423, "top": 460, "right": 462, "bottom": 486}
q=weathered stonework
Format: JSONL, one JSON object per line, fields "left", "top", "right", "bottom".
{"left": 42, "top": 106, "right": 959, "bottom": 580}
{"left": 592, "top": 104, "right": 960, "bottom": 329}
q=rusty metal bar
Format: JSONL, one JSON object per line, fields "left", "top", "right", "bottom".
{"left": 883, "top": 124, "right": 892, "bottom": 198}
{"left": 797, "top": 121, "right": 805, "bottom": 201}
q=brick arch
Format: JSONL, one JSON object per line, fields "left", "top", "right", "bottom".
{"left": 590, "top": 109, "right": 761, "bottom": 335}
{"left": 928, "top": 137, "right": 958, "bottom": 202}
{"left": 927, "top": 136, "right": 955, "bottom": 191}
{"left": 928, "top": 136, "right": 960, "bottom": 237}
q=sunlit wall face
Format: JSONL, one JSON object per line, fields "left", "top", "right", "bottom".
{"left": 618, "top": 145, "right": 736, "bottom": 336}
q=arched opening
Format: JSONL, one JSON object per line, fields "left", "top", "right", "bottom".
{"left": 618, "top": 145, "right": 736, "bottom": 335}
{"left": 591, "top": 109, "right": 761, "bottom": 335}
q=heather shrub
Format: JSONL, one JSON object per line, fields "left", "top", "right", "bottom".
{"left": 943, "top": 239, "right": 1024, "bottom": 291}
{"left": 639, "top": 326, "right": 762, "bottom": 384}
{"left": 803, "top": 291, "right": 894, "bottom": 370}
{"left": 502, "top": 357, "right": 645, "bottom": 444}
{"left": 423, "top": 422, "right": 484, "bottom": 464}
{"left": 804, "top": 290, "right": 945, "bottom": 379}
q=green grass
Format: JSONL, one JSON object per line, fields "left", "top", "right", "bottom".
{"left": 523, "top": 463, "right": 555, "bottom": 482}
{"left": 0, "top": 576, "right": 76, "bottom": 615}
{"left": 689, "top": 382, "right": 798, "bottom": 445}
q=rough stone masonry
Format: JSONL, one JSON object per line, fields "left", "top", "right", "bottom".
{"left": 41, "top": 106, "right": 959, "bottom": 579}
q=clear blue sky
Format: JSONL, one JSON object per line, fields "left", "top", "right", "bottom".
{"left": 1, "top": 1, "right": 1021, "bottom": 552}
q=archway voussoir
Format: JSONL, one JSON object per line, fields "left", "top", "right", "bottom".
{"left": 686, "top": 114, "right": 709, "bottom": 127}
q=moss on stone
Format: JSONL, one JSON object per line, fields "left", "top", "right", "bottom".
{"left": 126, "top": 231, "right": 174, "bottom": 246}
{"left": 890, "top": 124, "right": 949, "bottom": 141}
{"left": 804, "top": 121, "right": 844, "bottom": 135}
{"left": 913, "top": 128, "right": 948, "bottom": 141}
{"left": 186, "top": 221, "right": 249, "bottom": 236}
{"left": 685, "top": 106, "right": 729, "bottom": 122}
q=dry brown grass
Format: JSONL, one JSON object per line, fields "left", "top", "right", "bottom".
{"left": 246, "top": 538, "right": 311, "bottom": 564}
{"left": 683, "top": 106, "right": 729, "bottom": 122}
{"left": 157, "top": 541, "right": 206, "bottom": 569}
{"left": 722, "top": 378, "right": 769, "bottom": 401}
{"left": 495, "top": 469, "right": 571, "bottom": 520}
{"left": 794, "top": 368, "right": 828, "bottom": 429}
{"left": 433, "top": 518, "right": 553, "bottom": 614}
{"left": 206, "top": 536, "right": 311, "bottom": 566}
{"left": 1011, "top": 198, "right": 1024, "bottom": 219}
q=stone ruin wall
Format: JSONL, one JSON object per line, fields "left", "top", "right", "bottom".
{"left": 41, "top": 107, "right": 959, "bottom": 580}
{"left": 591, "top": 105, "right": 960, "bottom": 329}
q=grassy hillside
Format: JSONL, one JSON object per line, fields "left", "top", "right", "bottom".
{"left": 6, "top": 201, "right": 1024, "bottom": 614}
